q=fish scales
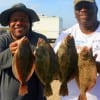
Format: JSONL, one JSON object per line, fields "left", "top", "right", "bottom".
{"left": 57, "top": 34, "right": 78, "bottom": 96}
{"left": 12, "top": 36, "right": 35, "bottom": 96}
{"left": 77, "top": 47, "right": 97, "bottom": 100}
{"left": 34, "top": 38, "right": 59, "bottom": 97}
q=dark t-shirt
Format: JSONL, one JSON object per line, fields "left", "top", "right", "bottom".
{"left": 0, "top": 31, "right": 47, "bottom": 100}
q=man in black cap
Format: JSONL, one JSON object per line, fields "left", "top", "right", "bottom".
{"left": 54, "top": 0, "right": 100, "bottom": 100}
{"left": 0, "top": 3, "right": 47, "bottom": 100}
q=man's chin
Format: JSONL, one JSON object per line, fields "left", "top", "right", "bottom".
{"left": 15, "top": 34, "right": 26, "bottom": 39}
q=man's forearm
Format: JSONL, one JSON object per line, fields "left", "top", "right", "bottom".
{"left": 0, "top": 48, "right": 12, "bottom": 70}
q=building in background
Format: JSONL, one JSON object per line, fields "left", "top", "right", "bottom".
{"left": 32, "top": 15, "right": 63, "bottom": 43}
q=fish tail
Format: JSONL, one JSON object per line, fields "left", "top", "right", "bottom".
{"left": 59, "top": 83, "right": 68, "bottom": 96}
{"left": 44, "top": 84, "right": 53, "bottom": 96}
{"left": 19, "top": 84, "right": 28, "bottom": 96}
{"left": 78, "top": 94, "right": 87, "bottom": 100}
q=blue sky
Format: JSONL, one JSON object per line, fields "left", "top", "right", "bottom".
{"left": 0, "top": 0, "right": 100, "bottom": 29}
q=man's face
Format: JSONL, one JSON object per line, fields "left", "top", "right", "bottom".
{"left": 9, "top": 11, "right": 30, "bottom": 40}
{"left": 74, "top": 2, "right": 97, "bottom": 26}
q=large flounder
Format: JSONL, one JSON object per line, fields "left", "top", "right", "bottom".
{"left": 77, "top": 46, "right": 97, "bottom": 100}
{"left": 12, "top": 36, "right": 35, "bottom": 96}
{"left": 56, "top": 34, "right": 78, "bottom": 96}
{"left": 34, "top": 38, "right": 59, "bottom": 97}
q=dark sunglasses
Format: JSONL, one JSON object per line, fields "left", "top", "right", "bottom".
{"left": 75, "top": 2, "right": 95, "bottom": 10}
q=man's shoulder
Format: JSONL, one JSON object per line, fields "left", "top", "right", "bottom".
{"left": 0, "top": 32, "right": 10, "bottom": 39}
{"left": 0, "top": 32, "right": 12, "bottom": 45}
{"left": 64, "top": 24, "right": 79, "bottom": 32}
{"left": 60, "top": 24, "right": 79, "bottom": 37}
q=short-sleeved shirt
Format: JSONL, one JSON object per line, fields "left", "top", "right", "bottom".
{"left": 54, "top": 23, "right": 100, "bottom": 100}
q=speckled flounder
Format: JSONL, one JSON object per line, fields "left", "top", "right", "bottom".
{"left": 12, "top": 36, "right": 35, "bottom": 96}
{"left": 77, "top": 46, "right": 97, "bottom": 100}
{"left": 34, "top": 38, "right": 59, "bottom": 96}
{"left": 56, "top": 34, "right": 78, "bottom": 96}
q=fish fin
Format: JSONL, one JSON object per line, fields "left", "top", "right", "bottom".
{"left": 19, "top": 84, "right": 28, "bottom": 96}
{"left": 87, "top": 79, "right": 96, "bottom": 91}
{"left": 26, "top": 63, "right": 35, "bottom": 81}
{"left": 78, "top": 94, "right": 87, "bottom": 100}
{"left": 59, "top": 83, "right": 68, "bottom": 96}
{"left": 12, "top": 55, "right": 22, "bottom": 82}
{"left": 44, "top": 84, "right": 53, "bottom": 96}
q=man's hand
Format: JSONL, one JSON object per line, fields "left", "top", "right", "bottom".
{"left": 94, "top": 54, "right": 100, "bottom": 74}
{"left": 9, "top": 41, "right": 18, "bottom": 55}
{"left": 96, "top": 62, "right": 100, "bottom": 74}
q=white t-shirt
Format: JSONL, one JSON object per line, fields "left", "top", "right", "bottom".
{"left": 53, "top": 23, "right": 100, "bottom": 100}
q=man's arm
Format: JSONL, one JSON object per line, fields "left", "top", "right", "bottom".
{"left": 0, "top": 48, "right": 12, "bottom": 70}
{"left": 96, "top": 62, "right": 100, "bottom": 74}
{"left": 0, "top": 36, "right": 12, "bottom": 70}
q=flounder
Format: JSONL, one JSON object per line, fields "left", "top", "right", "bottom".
{"left": 34, "top": 38, "right": 59, "bottom": 96}
{"left": 12, "top": 36, "right": 35, "bottom": 96}
{"left": 56, "top": 34, "right": 78, "bottom": 96}
{"left": 77, "top": 46, "right": 97, "bottom": 100}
